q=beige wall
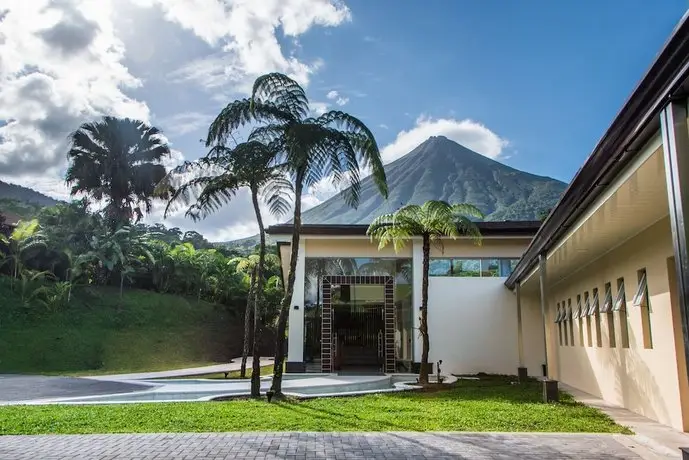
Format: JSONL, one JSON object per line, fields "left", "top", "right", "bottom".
{"left": 305, "top": 238, "right": 412, "bottom": 258}
{"left": 542, "top": 217, "right": 687, "bottom": 430}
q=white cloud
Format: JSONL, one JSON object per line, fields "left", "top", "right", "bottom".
{"left": 0, "top": 0, "right": 150, "bottom": 177}
{"left": 379, "top": 123, "right": 389, "bottom": 129}
{"left": 326, "top": 89, "right": 348, "bottom": 106}
{"left": 310, "top": 101, "right": 330, "bottom": 115}
{"left": 157, "top": 111, "right": 213, "bottom": 136}
{"left": 0, "top": 0, "right": 353, "bottom": 242}
{"left": 380, "top": 115, "right": 509, "bottom": 164}
{"left": 146, "top": 0, "right": 351, "bottom": 92}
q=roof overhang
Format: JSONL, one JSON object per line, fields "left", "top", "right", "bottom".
{"left": 506, "top": 11, "right": 689, "bottom": 290}
{"left": 266, "top": 221, "right": 542, "bottom": 239}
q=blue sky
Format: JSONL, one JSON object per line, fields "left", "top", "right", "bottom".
{"left": 302, "top": 0, "right": 688, "bottom": 182}
{"left": 0, "top": 0, "right": 687, "bottom": 240}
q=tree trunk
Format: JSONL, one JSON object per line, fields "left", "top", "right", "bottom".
{"left": 419, "top": 234, "right": 431, "bottom": 384}
{"left": 240, "top": 265, "right": 257, "bottom": 379}
{"left": 270, "top": 175, "right": 304, "bottom": 396}
{"left": 251, "top": 187, "right": 267, "bottom": 398}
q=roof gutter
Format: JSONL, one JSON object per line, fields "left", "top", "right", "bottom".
{"left": 267, "top": 221, "right": 542, "bottom": 237}
{"left": 505, "top": 11, "right": 689, "bottom": 289}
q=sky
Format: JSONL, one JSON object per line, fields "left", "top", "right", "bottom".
{"left": 0, "top": 0, "right": 687, "bottom": 241}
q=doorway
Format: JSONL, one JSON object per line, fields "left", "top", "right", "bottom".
{"left": 321, "top": 275, "right": 396, "bottom": 373}
{"left": 333, "top": 297, "right": 385, "bottom": 372}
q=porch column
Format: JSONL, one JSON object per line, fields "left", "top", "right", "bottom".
{"left": 286, "top": 239, "right": 306, "bottom": 372}
{"left": 411, "top": 239, "right": 424, "bottom": 370}
{"left": 538, "top": 253, "right": 559, "bottom": 401}
{"left": 661, "top": 100, "right": 689, "bottom": 403}
{"left": 516, "top": 282, "right": 528, "bottom": 382}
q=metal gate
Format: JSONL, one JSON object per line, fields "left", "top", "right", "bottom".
{"left": 321, "top": 275, "right": 396, "bottom": 373}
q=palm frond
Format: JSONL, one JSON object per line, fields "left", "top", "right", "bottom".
{"left": 206, "top": 99, "right": 295, "bottom": 147}
{"left": 315, "top": 110, "right": 387, "bottom": 199}
{"left": 251, "top": 73, "right": 309, "bottom": 121}
{"left": 367, "top": 200, "right": 484, "bottom": 252}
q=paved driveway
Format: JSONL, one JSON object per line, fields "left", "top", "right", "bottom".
{"left": 0, "top": 432, "right": 649, "bottom": 459}
{"left": 0, "top": 375, "right": 147, "bottom": 402}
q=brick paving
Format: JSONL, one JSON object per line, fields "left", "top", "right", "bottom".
{"left": 0, "top": 432, "right": 643, "bottom": 459}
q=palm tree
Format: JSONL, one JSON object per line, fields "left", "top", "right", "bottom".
{"left": 367, "top": 201, "right": 483, "bottom": 384}
{"left": 66, "top": 116, "right": 171, "bottom": 230}
{"left": 232, "top": 253, "right": 282, "bottom": 379}
{"left": 0, "top": 219, "right": 48, "bottom": 290}
{"left": 207, "top": 73, "right": 388, "bottom": 395}
{"left": 160, "top": 140, "right": 290, "bottom": 398}
{"left": 75, "top": 225, "right": 155, "bottom": 298}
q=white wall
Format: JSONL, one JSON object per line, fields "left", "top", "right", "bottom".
{"left": 287, "top": 239, "right": 306, "bottom": 363}
{"left": 427, "top": 277, "right": 525, "bottom": 375}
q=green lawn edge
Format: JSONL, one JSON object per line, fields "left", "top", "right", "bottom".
{"left": 0, "top": 379, "right": 631, "bottom": 435}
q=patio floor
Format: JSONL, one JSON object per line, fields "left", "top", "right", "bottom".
{"left": 0, "top": 432, "right": 648, "bottom": 460}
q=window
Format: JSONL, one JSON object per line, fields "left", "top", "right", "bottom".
{"left": 556, "top": 302, "right": 563, "bottom": 346}
{"left": 613, "top": 279, "right": 626, "bottom": 312}
{"left": 584, "top": 292, "right": 592, "bottom": 347}
{"left": 576, "top": 294, "right": 584, "bottom": 346}
{"left": 635, "top": 269, "right": 653, "bottom": 349}
{"left": 562, "top": 299, "right": 569, "bottom": 346}
{"left": 567, "top": 299, "right": 575, "bottom": 345}
{"left": 615, "top": 278, "right": 630, "bottom": 348}
{"left": 480, "top": 259, "right": 499, "bottom": 277}
{"left": 601, "top": 283, "right": 613, "bottom": 313}
{"left": 583, "top": 292, "right": 592, "bottom": 316}
{"left": 429, "top": 259, "right": 451, "bottom": 276}
{"left": 453, "top": 259, "right": 481, "bottom": 277}
{"left": 603, "top": 282, "right": 616, "bottom": 347}
{"left": 429, "top": 258, "right": 521, "bottom": 277}
{"left": 591, "top": 288, "right": 602, "bottom": 347}
{"left": 632, "top": 270, "right": 648, "bottom": 308}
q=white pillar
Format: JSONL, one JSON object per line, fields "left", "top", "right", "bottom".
{"left": 412, "top": 239, "right": 423, "bottom": 363}
{"left": 287, "top": 239, "right": 306, "bottom": 364}
{"left": 516, "top": 282, "right": 524, "bottom": 368}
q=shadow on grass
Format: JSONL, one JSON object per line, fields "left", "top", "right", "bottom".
{"left": 277, "top": 400, "right": 409, "bottom": 431}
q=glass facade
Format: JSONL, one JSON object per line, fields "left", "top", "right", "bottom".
{"left": 304, "top": 258, "right": 413, "bottom": 371}
{"left": 429, "top": 258, "right": 519, "bottom": 277}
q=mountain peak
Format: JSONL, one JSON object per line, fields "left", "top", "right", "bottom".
{"left": 300, "top": 136, "right": 567, "bottom": 224}
{"left": 424, "top": 135, "right": 454, "bottom": 145}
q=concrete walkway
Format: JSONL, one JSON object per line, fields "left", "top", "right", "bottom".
{"left": 0, "top": 375, "right": 147, "bottom": 403}
{"left": 562, "top": 383, "right": 689, "bottom": 459}
{"left": 0, "top": 432, "right": 646, "bottom": 459}
{"left": 85, "top": 357, "right": 275, "bottom": 380}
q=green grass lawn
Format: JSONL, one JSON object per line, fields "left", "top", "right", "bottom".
{"left": 0, "top": 278, "right": 239, "bottom": 375}
{"left": 0, "top": 377, "right": 630, "bottom": 435}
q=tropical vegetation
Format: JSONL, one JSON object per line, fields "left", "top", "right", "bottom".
{"left": 206, "top": 72, "right": 388, "bottom": 395}
{"left": 0, "top": 114, "right": 285, "bottom": 376}
{"left": 66, "top": 117, "right": 171, "bottom": 230}
{"left": 367, "top": 200, "right": 483, "bottom": 383}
